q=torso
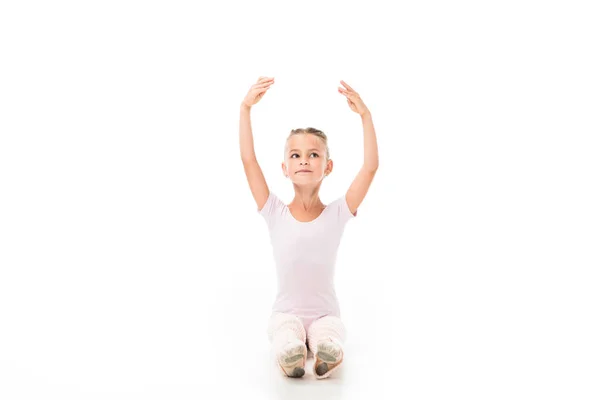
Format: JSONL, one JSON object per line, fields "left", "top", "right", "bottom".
{"left": 259, "top": 192, "right": 355, "bottom": 323}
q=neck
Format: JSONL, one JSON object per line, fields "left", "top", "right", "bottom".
{"left": 290, "top": 184, "right": 323, "bottom": 211}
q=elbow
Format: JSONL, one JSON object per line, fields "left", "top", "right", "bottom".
{"left": 363, "top": 164, "right": 378, "bottom": 173}
{"left": 241, "top": 156, "right": 257, "bottom": 165}
{"left": 364, "top": 161, "right": 379, "bottom": 172}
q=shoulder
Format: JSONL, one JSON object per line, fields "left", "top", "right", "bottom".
{"left": 257, "top": 191, "right": 287, "bottom": 221}
{"left": 329, "top": 194, "right": 357, "bottom": 222}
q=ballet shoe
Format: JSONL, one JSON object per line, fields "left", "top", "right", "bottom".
{"left": 313, "top": 336, "right": 344, "bottom": 379}
{"left": 277, "top": 339, "right": 307, "bottom": 378}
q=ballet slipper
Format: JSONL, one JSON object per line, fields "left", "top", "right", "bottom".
{"left": 313, "top": 336, "right": 344, "bottom": 379}
{"left": 277, "top": 339, "right": 308, "bottom": 378}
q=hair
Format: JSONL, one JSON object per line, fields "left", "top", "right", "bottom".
{"left": 285, "top": 127, "right": 330, "bottom": 160}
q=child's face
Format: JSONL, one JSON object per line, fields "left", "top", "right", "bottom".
{"left": 282, "top": 134, "right": 332, "bottom": 182}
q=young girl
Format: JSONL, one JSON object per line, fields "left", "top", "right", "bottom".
{"left": 239, "top": 76, "right": 379, "bottom": 379}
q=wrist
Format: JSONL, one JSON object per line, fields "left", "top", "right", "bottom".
{"left": 240, "top": 103, "right": 251, "bottom": 112}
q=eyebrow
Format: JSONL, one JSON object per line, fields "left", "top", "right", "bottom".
{"left": 289, "top": 148, "right": 321, "bottom": 153}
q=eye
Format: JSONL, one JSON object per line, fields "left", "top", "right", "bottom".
{"left": 290, "top": 152, "right": 319, "bottom": 158}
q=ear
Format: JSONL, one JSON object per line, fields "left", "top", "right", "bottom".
{"left": 281, "top": 162, "right": 288, "bottom": 178}
{"left": 326, "top": 159, "right": 333, "bottom": 175}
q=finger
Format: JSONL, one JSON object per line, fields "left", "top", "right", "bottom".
{"left": 340, "top": 80, "right": 356, "bottom": 92}
{"left": 255, "top": 86, "right": 271, "bottom": 94}
{"left": 339, "top": 89, "right": 352, "bottom": 98}
{"left": 253, "top": 86, "right": 272, "bottom": 94}
{"left": 340, "top": 80, "right": 354, "bottom": 91}
{"left": 254, "top": 81, "right": 274, "bottom": 89}
{"left": 258, "top": 77, "right": 274, "bottom": 83}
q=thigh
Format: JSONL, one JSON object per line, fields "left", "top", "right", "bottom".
{"left": 267, "top": 311, "right": 307, "bottom": 343}
{"left": 306, "top": 315, "right": 346, "bottom": 351}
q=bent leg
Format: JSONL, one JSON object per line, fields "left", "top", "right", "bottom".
{"left": 267, "top": 312, "right": 308, "bottom": 378}
{"left": 306, "top": 315, "right": 346, "bottom": 379}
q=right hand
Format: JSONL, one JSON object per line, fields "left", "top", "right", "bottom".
{"left": 242, "top": 76, "right": 275, "bottom": 108}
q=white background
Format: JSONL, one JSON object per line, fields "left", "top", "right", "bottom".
{"left": 1, "top": 1, "right": 599, "bottom": 399}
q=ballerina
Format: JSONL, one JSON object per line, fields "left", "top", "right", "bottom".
{"left": 239, "top": 76, "right": 379, "bottom": 379}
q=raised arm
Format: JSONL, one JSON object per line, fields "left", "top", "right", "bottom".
{"left": 338, "top": 80, "right": 379, "bottom": 215}
{"left": 240, "top": 77, "right": 275, "bottom": 211}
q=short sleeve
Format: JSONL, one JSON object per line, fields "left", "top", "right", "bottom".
{"left": 334, "top": 194, "right": 357, "bottom": 225}
{"left": 257, "top": 191, "right": 286, "bottom": 229}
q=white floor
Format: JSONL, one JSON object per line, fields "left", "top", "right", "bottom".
{"left": 206, "top": 295, "right": 390, "bottom": 400}
{"left": 1, "top": 262, "right": 598, "bottom": 399}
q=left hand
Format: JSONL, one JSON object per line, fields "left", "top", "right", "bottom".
{"left": 338, "top": 80, "right": 369, "bottom": 116}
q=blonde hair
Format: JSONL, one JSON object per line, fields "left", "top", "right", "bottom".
{"left": 285, "top": 127, "right": 330, "bottom": 160}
